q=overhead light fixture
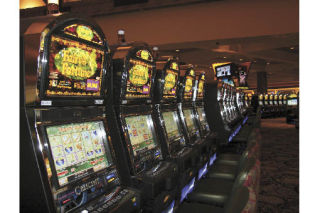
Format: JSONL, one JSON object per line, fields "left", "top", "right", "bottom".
{"left": 223, "top": 56, "right": 227, "bottom": 59}
{"left": 239, "top": 59, "right": 243, "bottom": 61}
{"left": 47, "top": 0, "right": 59, "bottom": 14}
{"left": 290, "top": 47, "right": 295, "bottom": 50}
{"left": 254, "top": 61, "right": 257, "bottom": 63}
{"left": 266, "top": 62, "right": 270, "bottom": 65}
{"left": 175, "top": 49, "right": 180, "bottom": 52}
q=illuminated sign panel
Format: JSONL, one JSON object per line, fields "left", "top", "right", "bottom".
{"left": 126, "top": 59, "right": 153, "bottom": 98}
{"left": 46, "top": 36, "right": 104, "bottom": 97}
{"left": 216, "top": 65, "right": 231, "bottom": 77}
{"left": 197, "top": 80, "right": 204, "bottom": 98}
{"left": 64, "top": 24, "right": 103, "bottom": 45}
{"left": 184, "top": 76, "right": 194, "bottom": 99}
{"left": 163, "top": 70, "right": 178, "bottom": 98}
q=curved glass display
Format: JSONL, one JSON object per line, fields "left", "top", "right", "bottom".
{"left": 162, "top": 111, "right": 182, "bottom": 142}
{"left": 46, "top": 121, "right": 112, "bottom": 186}
{"left": 183, "top": 109, "right": 197, "bottom": 133}
{"left": 125, "top": 115, "right": 157, "bottom": 156}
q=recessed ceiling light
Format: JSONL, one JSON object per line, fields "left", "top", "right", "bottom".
{"left": 223, "top": 56, "right": 227, "bottom": 59}
{"left": 254, "top": 61, "right": 257, "bottom": 63}
{"left": 266, "top": 62, "right": 270, "bottom": 65}
{"left": 175, "top": 49, "right": 180, "bottom": 52}
{"left": 290, "top": 47, "right": 295, "bottom": 50}
{"left": 239, "top": 59, "right": 243, "bottom": 61}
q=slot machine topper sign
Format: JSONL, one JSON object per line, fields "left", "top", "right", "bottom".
{"left": 40, "top": 24, "right": 107, "bottom": 98}
{"left": 197, "top": 74, "right": 205, "bottom": 99}
{"left": 183, "top": 69, "right": 196, "bottom": 99}
{"left": 126, "top": 49, "right": 154, "bottom": 99}
{"left": 163, "top": 61, "right": 179, "bottom": 99}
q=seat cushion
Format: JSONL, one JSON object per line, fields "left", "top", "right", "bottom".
{"left": 187, "top": 178, "right": 233, "bottom": 206}
{"left": 207, "top": 163, "right": 238, "bottom": 180}
{"left": 177, "top": 202, "right": 224, "bottom": 213}
{"left": 217, "top": 153, "right": 241, "bottom": 166}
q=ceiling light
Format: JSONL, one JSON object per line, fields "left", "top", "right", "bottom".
{"left": 239, "top": 59, "right": 243, "bottom": 61}
{"left": 266, "top": 62, "right": 270, "bottom": 65}
{"left": 175, "top": 49, "right": 180, "bottom": 52}
{"left": 223, "top": 56, "right": 227, "bottom": 59}
{"left": 290, "top": 47, "right": 295, "bottom": 50}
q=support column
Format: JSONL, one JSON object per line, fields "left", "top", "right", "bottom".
{"left": 257, "top": 71, "right": 268, "bottom": 94}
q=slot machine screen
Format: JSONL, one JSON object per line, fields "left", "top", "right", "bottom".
{"left": 163, "top": 70, "right": 178, "bottom": 99}
{"left": 46, "top": 36, "right": 105, "bottom": 97}
{"left": 183, "top": 109, "right": 197, "bottom": 134}
{"left": 125, "top": 115, "right": 157, "bottom": 156}
{"left": 46, "top": 121, "right": 113, "bottom": 187}
{"left": 162, "top": 111, "right": 182, "bottom": 143}
{"left": 126, "top": 57, "right": 153, "bottom": 99}
{"left": 196, "top": 107, "right": 209, "bottom": 129}
{"left": 287, "top": 99, "right": 298, "bottom": 106}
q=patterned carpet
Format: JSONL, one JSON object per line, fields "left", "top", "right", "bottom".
{"left": 258, "top": 118, "right": 299, "bottom": 213}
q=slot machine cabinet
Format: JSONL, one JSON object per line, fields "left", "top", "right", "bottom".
{"left": 273, "top": 94, "right": 280, "bottom": 117}
{"left": 176, "top": 68, "right": 209, "bottom": 167}
{"left": 193, "top": 72, "right": 217, "bottom": 165}
{"left": 112, "top": 43, "right": 178, "bottom": 212}
{"left": 21, "top": 15, "right": 141, "bottom": 213}
{"left": 152, "top": 58, "right": 198, "bottom": 205}
{"left": 204, "top": 81, "right": 242, "bottom": 145}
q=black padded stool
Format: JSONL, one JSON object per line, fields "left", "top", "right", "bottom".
{"left": 186, "top": 158, "right": 255, "bottom": 206}
{"left": 177, "top": 186, "right": 249, "bottom": 213}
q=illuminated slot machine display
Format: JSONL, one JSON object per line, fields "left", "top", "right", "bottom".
{"left": 176, "top": 67, "right": 210, "bottom": 183}
{"left": 269, "top": 94, "right": 275, "bottom": 117}
{"left": 263, "top": 94, "right": 270, "bottom": 117}
{"left": 248, "top": 94, "right": 252, "bottom": 107}
{"left": 152, "top": 58, "right": 200, "bottom": 205}
{"left": 112, "top": 43, "right": 178, "bottom": 212}
{"left": 21, "top": 15, "right": 140, "bottom": 213}
{"left": 286, "top": 93, "right": 298, "bottom": 123}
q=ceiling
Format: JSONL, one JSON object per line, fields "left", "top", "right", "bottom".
{"left": 156, "top": 32, "right": 299, "bottom": 88}
{"left": 20, "top": 0, "right": 299, "bottom": 89}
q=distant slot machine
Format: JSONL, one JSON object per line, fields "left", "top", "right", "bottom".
{"left": 112, "top": 43, "right": 178, "bottom": 212}
{"left": 21, "top": 15, "right": 140, "bottom": 213}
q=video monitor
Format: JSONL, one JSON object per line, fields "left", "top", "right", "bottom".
{"left": 46, "top": 35, "right": 105, "bottom": 97}
{"left": 126, "top": 51, "right": 154, "bottom": 99}
{"left": 125, "top": 115, "right": 157, "bottom": 156}
{"left": 163, "top": 70, "right": 178, "bottom": 99}
{"left": 196, "top": 107, "right": 209, "bottom": 129}
{"left": 287, "top": 99, "right": 298, "bottom": 106}
{"left": 162, "top": 111, "right": 182, "bottom": 142}
{"left": 183, "top": 109, "right": 197, "bottom": 134}
{"left": 216, "top": 65, "right": 231, "bottom": 77}
{"left": 46, "top": 121, "right": 113, "bottom": 187}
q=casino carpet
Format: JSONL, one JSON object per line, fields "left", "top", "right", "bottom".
{"left": 258, "top": 118, "right": 299, "bottom": 213}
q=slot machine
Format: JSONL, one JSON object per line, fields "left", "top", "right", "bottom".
{"left": 248, "top": 94, "right": 252, "bottom": 108}
{"left": 273, "top": 94, "right": 280, "bottom": 117}
{"left": 286, "top": 93, "right": 298, "bottom": 123}
{"left": 152, "top": 58, "right": 200, "bottom": 205}
{"left": 21, "top": 15, "right": 140, "bottom": 213}
{"left": 176, "top": 67, "right": 211, "bottom": 181}
{"left": 112, "top": 43, "right": 178, "bottom": 212}
{"left": 193, "top": 72, "right": 217, "bottom": 169}
{"left": 263, "top": 94, "right": 270, "bottom": 117}
{"left": 204, "top": 81, "right": 241, "bottom": 145}
{"left": 244, "top": 94, "right": 249, "bottom": 108}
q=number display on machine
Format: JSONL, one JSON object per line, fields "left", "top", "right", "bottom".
{"left": 216, "top": 65, "right": 231, "bottom": 77}
{"left": 162, "top": 111, "right": 182, "bottom": 142}
{"left": 126, "top": 59, "right": 153, "bottom": 98}
{"left": 125, "top": 115, "right": 157, "bottom": 156}
{"left": 183, "top": 109, "right": 197, "bottom": 133}
{"left": 46, "top": 35, "right": 105, "bottom": 97}
{"left": 46, "top": 121, "right": 112, "bottom": 186}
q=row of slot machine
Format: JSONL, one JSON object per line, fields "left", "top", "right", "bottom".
{"left": 258, "top": 93, "right": 299, "bottom": 118}
{"left": 21, "top": 15, "right": 252, "bottom": 213}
